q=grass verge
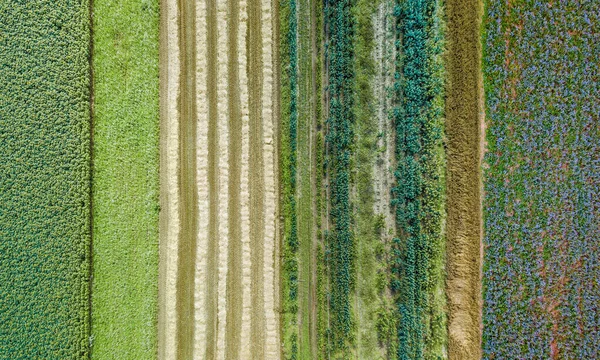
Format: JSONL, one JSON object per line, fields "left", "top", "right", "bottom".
{"left": 91, "top": 0, "right": 160, "bottom": 357}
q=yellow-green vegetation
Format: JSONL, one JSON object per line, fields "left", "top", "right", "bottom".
{"left": 444, "top": 0, "right": 482, "bottom": 357}
{"left": 91, "top": 0, "right": 160, "bottom": 357}
{"left": 0, "top": 1, "right": 91, "bottom": 357}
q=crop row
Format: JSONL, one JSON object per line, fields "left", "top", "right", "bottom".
{"left": 324, "top": 0, "right": 356, "bottom": 355}
{"left": 0, "top": 1, "right": 91, "bottom": 357}
{"left": 482, "top": 0, "right": 600, "bottom": 358}
{"left": 280, "top": 0, "right": 300, "bottom": 357}
{"left": 391, "top": 0, "right": 447, "bottom": 358}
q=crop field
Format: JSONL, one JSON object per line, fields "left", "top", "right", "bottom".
{"left": 1, "top": 0, "right": 599, "bottom": 358}
{"left": 482, "top": 0, "right": 600, "bottom": 358}
{"left": 0, "top": 1, "right": 91, "bottom": 357}
{"left": 91, "top": 0, "right": 160, "bottom": 357}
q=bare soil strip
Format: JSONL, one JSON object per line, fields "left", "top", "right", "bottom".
{"left": 248, "top": 0, "right": 266, "bottom": 356}
{"left": 215, "top": 0, "right": 231, "bottom": 356}
{"left": 445, "top": 0, "right": 483, "bottom": 358}
{"left": 239, "top": 0, "right": 253, "bottom": 356}
{"left": 261, "top": 0, "right": 280, "bottom": 355}
{"left": 193, "top": 0, "right": 208, "bottom": 357}
{"left": 158, "top": 0, "right": 180, "bottom": 357}
{"left": 224, "top": 0, "right": 243, "bottom": 356}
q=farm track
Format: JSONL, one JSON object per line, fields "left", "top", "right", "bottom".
{"left": 445, "top": 0, "right": 483, "bottom": 358}
{"left": 159, "top": 0, "right": 279, "bottom": 357}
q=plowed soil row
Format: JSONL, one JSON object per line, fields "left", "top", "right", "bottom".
{"left": 159, "top": 0, "right": 279, "bottom": 357}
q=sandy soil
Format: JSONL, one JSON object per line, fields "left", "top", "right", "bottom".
{"left": 193, "top": 0, "right": 208, "bottom": 356}
{"left": 158, "top": 0, "right": 180, "bottom": 357}
{"left": 445, "top": 0, "right": 483, "bottom": 358}
{"left": 261, "top": 0, "right": 280, "bottom": 356}
{"left": 215, "top": 1, "right": 230, "bottom": 357}
{"left": 239, "top": 0, "right": 252, "bottom": 358}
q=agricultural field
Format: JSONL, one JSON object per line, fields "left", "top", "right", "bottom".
{"left": 158, "top": 0, "right": 280, "bottom": 358}
{"left": 482, "top": 0, "right": 600, "bottom": 358}
{"left": 1, "top": 0, "right": 599, "bottom": 358}
{"left": 0, "top": 1, "right": 91, "bottom": 357}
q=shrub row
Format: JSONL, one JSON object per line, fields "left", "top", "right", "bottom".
{"left": 482, "top": 0, "right": 600, "bottom": 357}
{"left": 0, "top": 1, "right": 91, "bottom": 357}
{"left": 391, "top": 0, "right": 446, "bottom": 358}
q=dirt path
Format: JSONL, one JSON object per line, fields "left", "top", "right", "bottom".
{"left": 445, "top": 0, "right": 483, "bottom": 358}
{"left": 158, "top": 0, "right": 180, "bottom": 357}
{"left": 261, "top": 0, "right": 280, "bottom": 355}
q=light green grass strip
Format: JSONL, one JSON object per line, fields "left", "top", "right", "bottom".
{"left": 91, "top": 0, "right": 160, "bottom": 357}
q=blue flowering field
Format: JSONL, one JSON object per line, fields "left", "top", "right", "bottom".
{"left": 482, "top": 0, "right": 600, "bottom": 358}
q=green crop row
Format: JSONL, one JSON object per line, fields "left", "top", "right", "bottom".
{"left": 280, "top": 0, "right": 300, "bottom": 357}
{"left": 391, "top": 0, "right": 447, "bottom": 358}
{"left": 0, "top": 1, "right": 91, "bottom": 357}
{"left": 324, "top": 0, "right": 356, "bottom": 356}
{"left": 90, "top": 0, "right": 160, "bottom": 357}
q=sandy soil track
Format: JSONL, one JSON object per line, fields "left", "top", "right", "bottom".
{"left": 159, "top": 0, "right": 280, "bottom": 357}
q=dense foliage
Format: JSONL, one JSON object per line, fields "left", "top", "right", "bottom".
{"left": 482, "top": 0, "right": 600, "bottom": 358}
{"left": 0, "top": 1, "right": 91, "bottom": 357}
{"left": 91, "top": 0, "right": 160, "bottom": 357}
{"left": 280, "top": 0, "right": 300, "bottom": 356}
{"left": 325, "top": 0, "right": 356, "bottom": 355}
{"left": 391, "top": 0, "right": 446, "bottom": 358}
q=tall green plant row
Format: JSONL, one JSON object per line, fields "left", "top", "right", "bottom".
{"left": 391, "top": 0, "right": 447, "bottom": 358}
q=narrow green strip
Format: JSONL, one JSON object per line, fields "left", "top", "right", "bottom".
{"left": 91, "top": 0, "right": 160, "bottom": 357}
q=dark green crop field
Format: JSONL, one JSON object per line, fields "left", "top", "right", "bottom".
{"left": 0, "top": 1, "right": 91, "bottom": 357}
